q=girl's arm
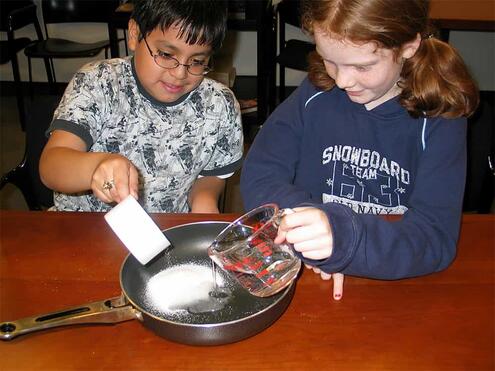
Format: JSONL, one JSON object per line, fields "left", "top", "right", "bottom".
{"left": 241, "top": 83, "right": 313, "bottom": 210}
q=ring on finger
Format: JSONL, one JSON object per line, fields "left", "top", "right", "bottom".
{"left": 102, "top": 179, "right": 115, "bottom": 191}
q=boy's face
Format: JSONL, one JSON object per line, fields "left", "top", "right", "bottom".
{"left": 128, "top": 20, "right": 212, "bottom": 103}
{"left": 314, "top": 28, "right": 419, "bottom": 110}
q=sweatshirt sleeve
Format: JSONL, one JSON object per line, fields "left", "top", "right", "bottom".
{"left": 241, "top": 80, "right": 316, "bottom": 210}
{"left": 306, "top": 116, "right": 467, "bottom": 279}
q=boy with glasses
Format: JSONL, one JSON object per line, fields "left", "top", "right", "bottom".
{"left": 40, "top": 0, "right": 243, "bottom": 213}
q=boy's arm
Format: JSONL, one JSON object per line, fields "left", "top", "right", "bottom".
{"left": 40, "top": 130, "right": 139, "bottom": 203}
{"left": 191, "top": 84, "right": 243, "bottom": 214}
{"left": 188, "top": 176, "right": 226, "bottom": 213}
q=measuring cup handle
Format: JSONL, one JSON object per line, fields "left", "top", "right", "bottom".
{"left": 274, "top": 208, "right": 295, "bottom": 227}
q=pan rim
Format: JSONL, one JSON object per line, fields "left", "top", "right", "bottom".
{"left": 119, "top": 221, "right": 296, "bottom": 328}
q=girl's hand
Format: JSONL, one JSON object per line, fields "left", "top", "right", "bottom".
{"left": 305, "top": 264, "right": 344, "bottom": 300}
{"left": 275, "top": 207, "right": 342, "bottom": 299}
{"left": 274, "top": 207, "right": 333, "bottom": 260}
{"left": 90, "top": 154, "right": 139, "bottom": 204}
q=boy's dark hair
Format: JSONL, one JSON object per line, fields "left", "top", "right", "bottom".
{"left": 131, "top": 0, "right": 228, "bottom": 51}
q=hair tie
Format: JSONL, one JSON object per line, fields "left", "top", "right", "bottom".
{"left": 425, "top": 33, "right": 434, "bottom": 40}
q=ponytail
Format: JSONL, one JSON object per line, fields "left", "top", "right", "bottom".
{"left": 399, "top": 36, "right": 479, "bottom": 118}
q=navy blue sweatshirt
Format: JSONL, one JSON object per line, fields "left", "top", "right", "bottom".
{"left": 241, "top": 78, "right": 467, "bottom": 279}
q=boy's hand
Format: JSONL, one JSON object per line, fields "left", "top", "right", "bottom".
{"left": 305, "top": 264, "right": 344, "bottom": 300}
{"left": 274, "top": 207, "right": 333, "bottom": 260}
{"left": 91, "top": 154, "right": 139, "bottom": 204}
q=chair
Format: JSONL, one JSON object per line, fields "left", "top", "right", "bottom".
{"left": 24, "top": 0, "right": 120, "bottom": 92}
{"left": 0, "top": 0, "right": 51, "bottom": 131}
{"left": 463, "top": 91, "right": 495, "bottom": 213}
{"left": 0, "top": 94, "right": 60, "bottom": 210}
{"left": 275, "top": 0, "right": 315, "bottom": 102}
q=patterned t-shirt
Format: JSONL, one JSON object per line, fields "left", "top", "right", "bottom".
{"left": 48, "top": 57, "right": 243, "bottom": 212}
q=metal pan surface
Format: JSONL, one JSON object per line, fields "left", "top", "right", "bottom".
{"left": 120, "top": 221, "right": 296, "bottom": 344}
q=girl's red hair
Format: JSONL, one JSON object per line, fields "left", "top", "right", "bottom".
{"left": 302, "top": 0, "right": 479, "bottom": 118}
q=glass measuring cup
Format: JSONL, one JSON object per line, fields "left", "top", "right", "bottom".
{"left": 208, "top": 204, "right": 301, "bottom": 297}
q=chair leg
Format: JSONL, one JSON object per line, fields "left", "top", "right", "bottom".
{"left": 124, "top": 30, "right": 129, "bottom": 56}
{"left": 279, "top": 65, "right": 286, "bottom": 102}
{"left": 48, "top": 58, "right": 57, "bottom": 93}
{"left": 9, "top": 49, "right": 26, "bottom": 132}
{"left": 0, "top": 156, "right": 41, "bottom": 210}
{"left": 7, "top": 30, "right": 27, "bottom": 131}
{"left": 43, "top": 57, "right": 53, "bottom": 89}
{"left": 27, "top": 56, "right": 34, "bottom": 99}
{"left": 14, "top": 89, "right": 27, "bottom": 132}
{"left": 27, "top": 57, "right": 55, "bottom": 96}
{"left": 277, "top": 10, "right": 286, "bottom": 104}
{"left": 50, "top": 58, "right": 56, "bottom": 82}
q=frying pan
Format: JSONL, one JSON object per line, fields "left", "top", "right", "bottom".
{"left": 0, "top": 222, "right": 296, "bottom": 345}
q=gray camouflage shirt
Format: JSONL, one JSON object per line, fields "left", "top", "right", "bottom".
{"left": 48, "top": 57, "right": 243, "bottom": 212}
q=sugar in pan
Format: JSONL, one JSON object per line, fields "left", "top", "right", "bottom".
{"left": 144, "top": 263, "right": 229, "bottom": 318}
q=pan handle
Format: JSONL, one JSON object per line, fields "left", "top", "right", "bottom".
{"left": 0, "top": 295, "right": 141, "bottom": 340}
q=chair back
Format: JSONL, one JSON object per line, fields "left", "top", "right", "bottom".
{"left": 0, "top": 0, "right": 37, "bottom": 31}
{"left": 275, "top": 0, "right": 315, "bottom": 103}
{"left": 41, "top": 0, "right": 120, "bottom": 25}
{"left": 278, "top": 0, "right": 302, "bottom": 29}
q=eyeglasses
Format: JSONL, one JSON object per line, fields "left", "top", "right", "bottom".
{"left": 143, "top": 36, "right": 211, "bottom": 76}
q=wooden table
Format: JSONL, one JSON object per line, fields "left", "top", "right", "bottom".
{"left": 0, "top": 211, "right": 493, "bottom": 370}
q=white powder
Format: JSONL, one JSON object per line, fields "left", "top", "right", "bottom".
{"left": 145, "top": 263, "right": 224, "bottom": 314}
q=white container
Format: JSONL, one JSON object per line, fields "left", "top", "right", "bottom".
{"left": 104, "top": 195, "right": 170, "bottom": 265}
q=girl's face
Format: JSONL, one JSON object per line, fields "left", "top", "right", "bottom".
{"left": 128, "top": 20, "right": 212, "bottom": 103}
{"left": 314, "top": 29, "right": 419, "bottom": 110}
